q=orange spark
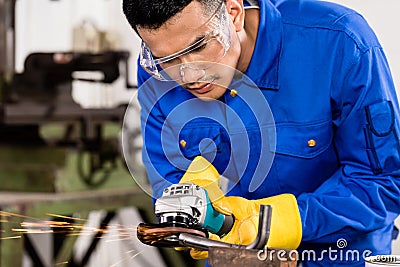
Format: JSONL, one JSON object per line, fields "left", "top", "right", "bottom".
{"left": 55, "top": 261, "right": 69, "bottom": 266}
{"left": 46, "top": 213, "right": 88, "bottom": 222}
{"left": 0, "top": 235, "right": 21, "bottom": 240}
{"left": 109, "top": 251, "right": 143, "bottom": 267}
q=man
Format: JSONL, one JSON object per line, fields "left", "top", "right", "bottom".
{"left": 122, "top": 0, "right": 400, "bottom": 266}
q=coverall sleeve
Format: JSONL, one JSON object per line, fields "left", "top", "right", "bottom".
{"left": 297, "top": 45, "right": 400, "bottom": 243}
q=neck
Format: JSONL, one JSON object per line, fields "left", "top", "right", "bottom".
{"left": 236, "top": 8, "right": 259, "bottom": 73}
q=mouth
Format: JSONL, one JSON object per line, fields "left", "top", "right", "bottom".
{"left": 185, "top": 81, "right": 215, "bottom": 95}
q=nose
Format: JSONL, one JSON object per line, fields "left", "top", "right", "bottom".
{"left": 179, "top": 64, "right": 206, "bottom": 83}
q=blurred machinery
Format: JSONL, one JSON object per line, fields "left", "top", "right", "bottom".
{"left": 0, "top": 0, "right": 137, "bottom": 190}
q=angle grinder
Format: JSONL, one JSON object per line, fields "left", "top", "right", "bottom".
{"left": 137, "top": 183, "right": 234, "bottom": 247}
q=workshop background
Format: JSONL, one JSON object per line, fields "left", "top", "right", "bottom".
{"left": 0, "top": 0, "right": 399, "bottom": 267}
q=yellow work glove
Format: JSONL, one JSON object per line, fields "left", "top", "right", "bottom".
{"left": 190, "top": 194, "right": 302, "bottom": 259}
{"left": 178, "top": 156, "right": 302, "bottom": 260}
{"left": 179, "top": 156, "right": 225, "bottom": 202}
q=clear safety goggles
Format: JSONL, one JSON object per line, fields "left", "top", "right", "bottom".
{"left": 139, "top": 1, "right": 231, "bottom": 82}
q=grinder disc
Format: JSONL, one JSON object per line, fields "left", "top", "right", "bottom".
{"left": 137, "top": 222, "right": 208, "bottom": 247}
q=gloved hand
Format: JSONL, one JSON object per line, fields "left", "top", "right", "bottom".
{"left": 179, "top": 156, "right": 302, "bottom": 260}
{"left": 190, "top": 194, "right": 302, "bottom": 259}
{"left": 179, "top": 156, "right": 225, "bottom": 202}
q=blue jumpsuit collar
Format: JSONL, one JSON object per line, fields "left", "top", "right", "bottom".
{"left": 244, "top": 0, "right": 282, "bottom": 90}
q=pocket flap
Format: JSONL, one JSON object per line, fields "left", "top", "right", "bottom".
{"left": 179, "top": 126, "right": 222, "bottom": 158}
{"left": 366, "top": 101, "right": 394, "bottom": 137}
{"left": 272, "top": 120, "right": 333, "bottom": 158}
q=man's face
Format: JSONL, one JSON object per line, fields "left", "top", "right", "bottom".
{"left": 137, "top": 1, "right": 241, "bottom": 100}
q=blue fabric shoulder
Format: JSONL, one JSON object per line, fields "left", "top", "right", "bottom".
{"left": 274, "top": 0, "right": 381, "bottom": 50}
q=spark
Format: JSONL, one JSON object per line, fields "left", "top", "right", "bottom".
{"left": 0, "top": 211, "right": 37, "bottom": 220}
{"left": 69, "top": 224, "right": 99, "bottom": 231}
{"left": 0, "top": 235, "right": 21, "bottom": 240}
{"left": 46, "top": 213, "right": 88, "bottom": 222}
{"left": 13, "top": 220, "right": 82, "bottom": 235}
{"left": 20, "top": 221, "right": 72, "bottom": 228}
{"left": 1, "top": 211, "right": 145, "bottom": 267}
{"left": 54, "top": 261, "right": 69, "bottom": 266}
{"left": 109, "top": 251, "right": 143, "bottom": 267}
{"left": 105, "top": 233, "right": 133, "bottom": 238}
{"left": 12, "top": 229, "right": 54, "bottom": 234}
{"left": 66, "top": 232, "right": 93, "bottom": 237}
{"left": 105, "top": 237, "right": 133, "bottom": 243}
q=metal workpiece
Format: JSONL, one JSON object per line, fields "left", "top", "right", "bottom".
{"left": 177, "top": 233, "right": 245, "bottom": 250}
{"left": 177, "top": 204, "right": 272, "bottom": 250}
{"left": 246, "top": 205, "right": 272, "bottom": 250}
{"left": 208, "top": 247, "right": 297, "bottom": 267}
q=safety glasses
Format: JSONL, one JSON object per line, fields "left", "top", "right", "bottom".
{"left": 139, "top": 1, "right": 231, "bottom": 81}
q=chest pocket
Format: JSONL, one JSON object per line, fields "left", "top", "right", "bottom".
{"left": 178, "top": 125, "right": 233, "bottom": 177}
{"left": 272, "top": 120, "right": 334, "bottom": 158}
{"left": 266, "top": 119, "right": 338, "bottom": 195}
{"left": 178, "top": 126, "right": 223, "bottom": 160}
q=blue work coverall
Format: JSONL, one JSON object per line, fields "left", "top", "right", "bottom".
{"left": 136, "top": 0, "right": 400, "bottom": 266}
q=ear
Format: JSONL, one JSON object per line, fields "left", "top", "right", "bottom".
{"left": 226, "top": 0, "right": 245, "bottom": 32}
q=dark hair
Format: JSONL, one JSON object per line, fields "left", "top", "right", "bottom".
{"left": 122, "top": 0, "right": 224, "bottom": 32}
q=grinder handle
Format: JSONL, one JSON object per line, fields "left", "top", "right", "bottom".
{"left": 202, "top": 193, "right": 234, "bottom": 236}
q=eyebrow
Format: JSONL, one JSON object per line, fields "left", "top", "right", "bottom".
{"left": 152, "top": 33, "right": 208, "bottom": 60}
